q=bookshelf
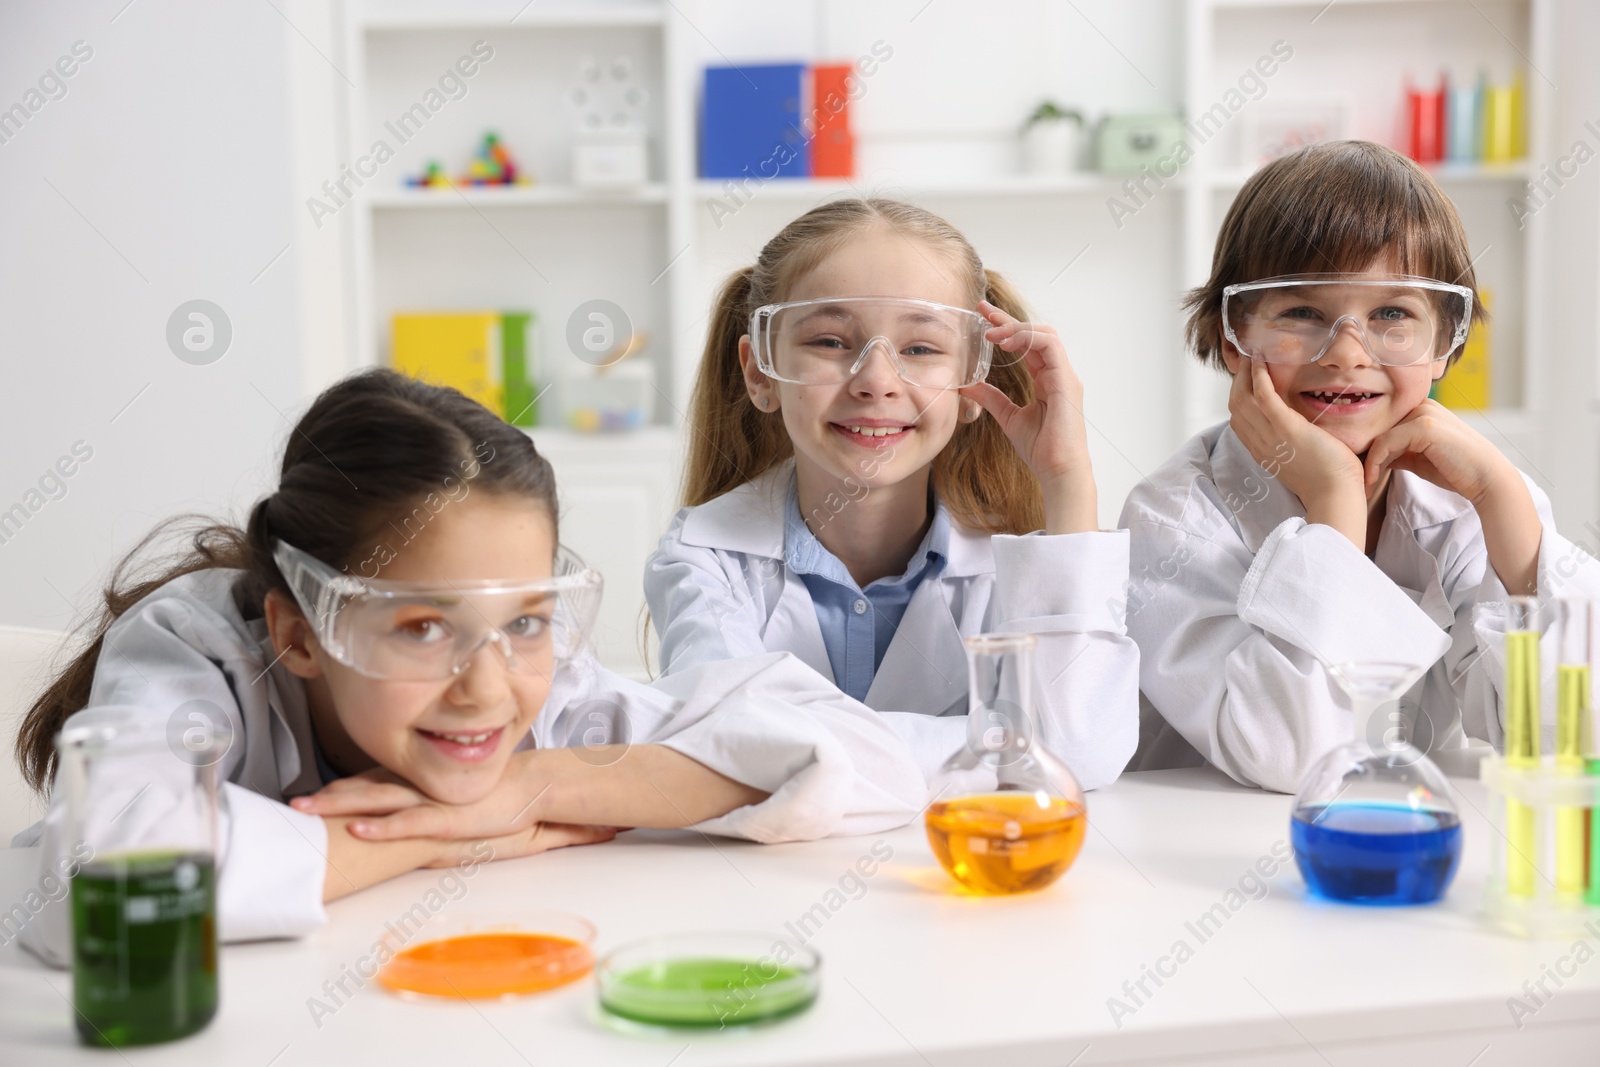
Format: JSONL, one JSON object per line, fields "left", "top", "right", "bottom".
{"left": 336, "top": 0, "right": 1558, "bottom": 676}
{"left": 342, "top": 0, "right": 693, "bottom": 676}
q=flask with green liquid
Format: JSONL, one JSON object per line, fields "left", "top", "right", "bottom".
{"left": 58, "top": 709, "right": 228, "bottom": 1047}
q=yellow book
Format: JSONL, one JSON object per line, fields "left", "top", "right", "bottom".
{"left": 1510, "top": 74, "right": 1526, "bottom": 159}
{"left": 391, "top": 312, "right": 503, "bottom": 414}
{"left": 1436, "top": 288, "right": 1490, "bottom": 410}
{"left": 1483, "top": 83, "right": 1518, "bottom": 163}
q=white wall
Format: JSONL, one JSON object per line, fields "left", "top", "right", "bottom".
{"left": 1539, "top": 0, "right": 1600, "bottom": 538}
{"left": 0, "top": 0, "right": 307, "bottom": 631}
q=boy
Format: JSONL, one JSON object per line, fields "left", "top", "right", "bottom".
{"left": 1122, "top": 140, "right": 1600, "bottom": 792}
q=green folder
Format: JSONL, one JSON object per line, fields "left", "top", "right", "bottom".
{"left": 501, "top": 311, "right": 537, "bottom": 426}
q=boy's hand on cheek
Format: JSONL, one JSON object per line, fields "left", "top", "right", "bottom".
{"left": 965, "top": 300, "right": 1097, "bottom": 533}
{"left": 1229, "top": 359, "right": 1367, "bottom": 549}
{"left": 1364, "top": 399, "right": 1542, "bottom": 593}
{"left": 1362, "top": 399, "right": 1509, "bottom": 502}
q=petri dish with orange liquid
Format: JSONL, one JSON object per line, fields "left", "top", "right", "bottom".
{"left": 927, "top": 634, "right": 1088, "bottom": 895}
{"left": 377, "top": 912, "right": 596, "bottom": 1000}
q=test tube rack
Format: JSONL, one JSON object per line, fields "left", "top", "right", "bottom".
{"left": 1479, "top": 755, "right": 1600, "bottom": 938}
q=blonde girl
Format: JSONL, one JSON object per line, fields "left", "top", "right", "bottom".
{"left": 645, "top": 198, "right": 1137, "bottom": 787}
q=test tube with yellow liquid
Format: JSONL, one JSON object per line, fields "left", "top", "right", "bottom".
{"left": 1554, "top": 600, "right": 1594, "bottom": 899}
{"left": 1504, "top": 597, "right": 1541, "bottom": 897}
{"left": 926, "top": 633, "right": 1087, "bottom": 895}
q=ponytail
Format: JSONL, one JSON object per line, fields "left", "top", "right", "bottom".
{"left": 14, "top": 519, "right": 251, "bottom": 793}
{"left": 680, "top": 267, "right": 793, "bottom": 508}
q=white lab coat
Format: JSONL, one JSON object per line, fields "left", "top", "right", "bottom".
{"left": 644, "top": 461, "right": 1140, "bottom": 789}
{"left": 1120, "top": 421, "right": 1600, "bottom": 794}
{"left": 16, "top": 567, "right": 927, "bottom": 967}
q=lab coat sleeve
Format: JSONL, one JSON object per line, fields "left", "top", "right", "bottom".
{"left": 214, "top": 786, "right": 329, "bottom": 944}
{"left": 542, "top": 654, "right": 927, "bottom": 842}
{"left": 1463, "top": 475, "right": 1600, "bottom": 747}
{"left": 872, "top": 713, "right": 970, "bottom": 783}
{"left": 1125, "top": 509, "right": 1451, "bottom": 794}
{"left": 18, "top": 767, "right": 328, "bottom": 968}
{"left": 643, "top": 511, "right": 773, "bottom": 673}
{"left": 988, "top": 529, "right": 1139, "bottom": 790}
{"left": 16, "top": 576, "right": 332, "bottom": 968}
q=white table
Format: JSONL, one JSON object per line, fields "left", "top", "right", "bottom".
{"left": 3, "top": 767, "right": 1598, "bottom": 1066}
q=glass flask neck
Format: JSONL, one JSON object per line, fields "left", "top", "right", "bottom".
{"left": 1327, "top": 661, "right": 1426, "bottom": 753}
{"left": 963, "top": 633, "right": 1039, "bottom": 758}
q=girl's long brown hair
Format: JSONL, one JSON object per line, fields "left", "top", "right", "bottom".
{"left": 15, "top": 369, "right": 559, "bottom": 793}
{"left": 681, "top": 197, "right": 1044, "bottom": 534}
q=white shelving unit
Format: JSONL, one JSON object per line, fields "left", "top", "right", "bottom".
{"left": 334, "top": 0, "right": 1560, "bottom": 676}
{"left": 341, "top": 0, "right": 695, "bottom": 677}
{"left": 343, "top": 0, "right": 696, "bottom": 406}
{"left": 367, "top": 184, "right": 671, "bottom": 207}
{"left": 695, "top": 173, "right": 1128, "bottom": 200}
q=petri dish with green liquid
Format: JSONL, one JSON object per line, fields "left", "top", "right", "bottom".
{"left": 597, "top": 933, "right": 819, "bottom": 1030}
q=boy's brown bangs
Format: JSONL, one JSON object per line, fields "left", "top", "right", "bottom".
{"left": 1185, "top": 141, "right": 1484, "bottom": 368}
{"left": 1225, "top": 160, "right": 1435, "bottom": 280}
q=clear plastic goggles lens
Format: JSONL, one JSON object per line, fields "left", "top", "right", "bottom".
{"left": 753, "top": 297, "right": 1001, "bottom": 390}
{"left": 338, "top": 588, "right": 592, "bottom": 681}
{"left": 1223, "top": 277, "right": 1472, "bottom": 367}
{"left": 274, "top": 541, "right": 602, "bottom": 681}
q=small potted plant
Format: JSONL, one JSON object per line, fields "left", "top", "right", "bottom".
{"left": 1022, "top": 100, "right": 1086, "bottom": 174}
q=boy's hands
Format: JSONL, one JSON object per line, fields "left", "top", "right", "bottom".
{"left": 961, "top": 300, "right": 1098, "bottom": 534}
{"left": 1362, "top": 398, "right": 1511, "bottom": 501}
{"left": 1364, "top": 399, "right": 1542, "bottom": 593}
{"left": 1229, "top": 359, "right": 1368, "bottom": 549}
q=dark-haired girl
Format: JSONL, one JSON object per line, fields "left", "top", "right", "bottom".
{"left": 15, "top": 370, "right": 925, "bottom": 965}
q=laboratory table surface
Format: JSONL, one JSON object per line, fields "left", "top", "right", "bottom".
{"left": 2, "top": 767, "right": 1598, "bottom": 1067}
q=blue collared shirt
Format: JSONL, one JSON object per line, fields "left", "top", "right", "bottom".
{"left": 783, "top": 485, "right": 950, "bottom": 703}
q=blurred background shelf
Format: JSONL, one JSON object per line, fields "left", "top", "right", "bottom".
{"left": 358, "top": 2, "right": 666, "bottom": 30}
{"left": 368, "top": 184, "right": 671, "bottom": 207}
{"left": 328, "top": 0, "right": 1579, "bottom": 679}
{"left": 7, "top": 0, "right": 1598, "bottom": 680}
{"left": 694, "top": 173, "right": 1134, "bottom": 200}
{"left": 1205, "top": 160, "right": 1534, "bottom": 189}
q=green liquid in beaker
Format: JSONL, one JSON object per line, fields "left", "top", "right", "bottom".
{"left": 71, "top": 851, "right": 217, "bottom": 1047}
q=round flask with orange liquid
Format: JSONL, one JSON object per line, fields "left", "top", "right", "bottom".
{"left": 926, "top": 633, "right": 1087, "bottom": 895}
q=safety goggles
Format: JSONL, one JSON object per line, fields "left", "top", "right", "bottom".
{"left": 749, "top": 297, "right": 1010, "bottom": 390}
{"left": 273, "top": 540, "right": 603, "bottom": 681}
{"left": 1222, "top": 274, "right": 1474, "bottom": 367}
